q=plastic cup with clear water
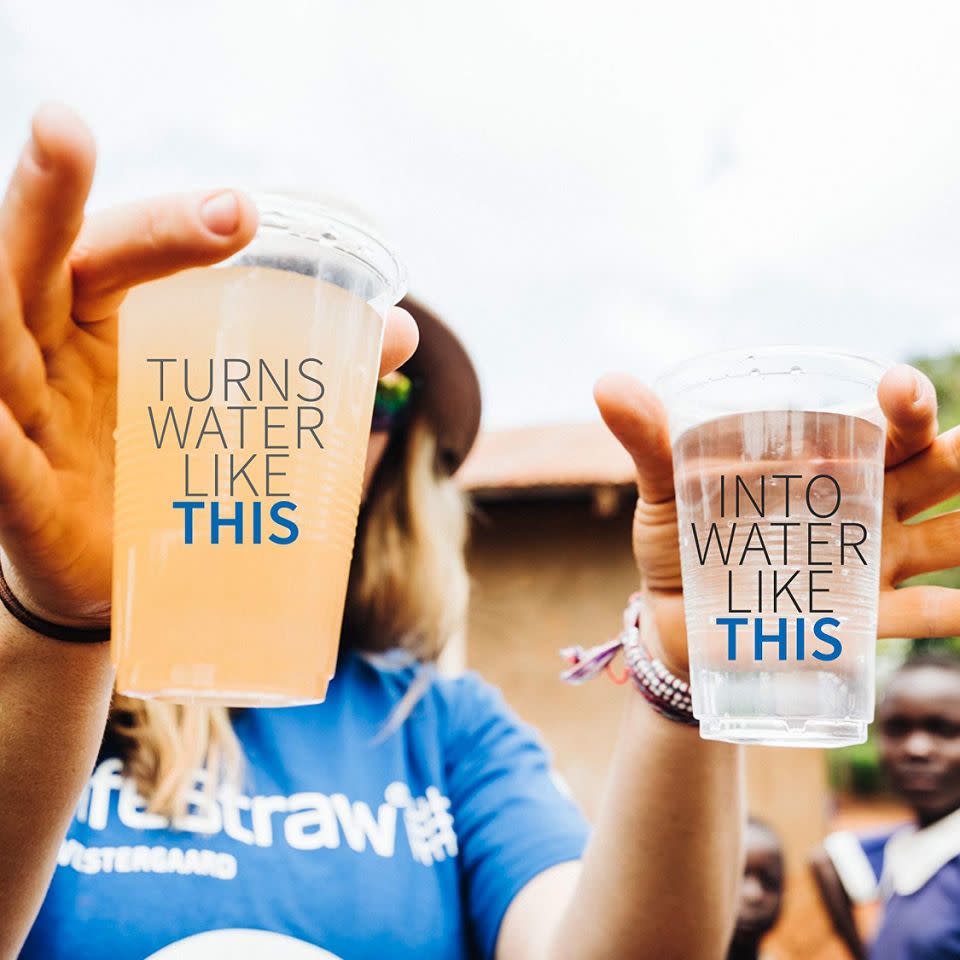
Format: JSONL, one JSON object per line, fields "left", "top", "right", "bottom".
{"left": 656, "top": 347, "right": 888, "bottom": 748}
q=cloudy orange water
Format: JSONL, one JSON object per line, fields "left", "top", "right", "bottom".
{"left": 112, "top": 265, "right": 382, "bottom": 705}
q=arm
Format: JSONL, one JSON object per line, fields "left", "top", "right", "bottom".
{"left": 809, "top": 847, "right": 865, "bottom": 960}
{"left": 0, "top": 105, "right": 257, "bottom": 956}
{"left": 499, "top": 363, "right": 960, "bottom": 960}
{"left": 0, "top": 104, "right": 417, "bottom": 955}
{"left": 560, "top": 702, "right": 742, "bottom": 958}
{"left": 0, "top": 618, "right": 114, "bottom": 958}
{"left": 499, "top": 704, "right": 742, "bottom": 960}
{"left": 499, "top": 376, "right": 743, "bottom": 960}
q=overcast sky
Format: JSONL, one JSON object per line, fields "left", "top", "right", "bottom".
{"left": 3, "top": 1, "right": 960, "bottom": 429}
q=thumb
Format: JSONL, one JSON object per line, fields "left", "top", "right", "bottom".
{"left": 70, "top": 190, "right": 259, "bottom": 322}
{"left": 379, "top": 306, "right": 419, "bottom": 378}
{"left": 878, "top": 363, "right": 938, "bottom": 467}
{"left": 593, "top": 371, "right": 675, "bottom": 504}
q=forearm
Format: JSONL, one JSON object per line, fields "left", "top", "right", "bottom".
{"left": 809, "top": 850, "right": 865, "bottom": 960}
{"left": 550, "top": 695, "right": 744, "bottom": 960}
{"left": 0, "top": 610, "right": 114, "bottom": 957}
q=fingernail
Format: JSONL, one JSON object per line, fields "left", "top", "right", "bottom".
{"left": 200, "top": 191, "right": 240, "bottom": 236}
{"left": 911, "top": 369, "right": 927, "bottom": 404}
{"left": 28, "top": 131, "right": 51, "bottom": 171}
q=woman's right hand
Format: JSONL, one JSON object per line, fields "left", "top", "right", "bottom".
{"left": 0, "top": 105, "right": 418, "bottom": 627}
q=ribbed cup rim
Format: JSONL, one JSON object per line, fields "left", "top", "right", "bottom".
{"left": 656, "top": 344, "right": 891, "bottom": 399}
{"left": 250, "top": 191, "right": 407, "bottom": 303}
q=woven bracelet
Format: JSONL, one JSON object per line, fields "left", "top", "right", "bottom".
{"left": 560, "top": 592, "right": 697, "bottom": 726}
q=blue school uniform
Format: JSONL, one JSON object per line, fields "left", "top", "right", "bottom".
{"left": 825, "top": 808, "right": 960, "bottom": 960}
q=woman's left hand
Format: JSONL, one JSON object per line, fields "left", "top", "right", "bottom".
{"left": 594, "top": 363, "right": 960, "bottom": 677}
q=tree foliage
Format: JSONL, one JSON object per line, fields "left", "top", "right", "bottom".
{"left": 903, "top": 353, "right": 960, "bottom": 655}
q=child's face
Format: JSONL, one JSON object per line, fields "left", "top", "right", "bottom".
{"left": 734, "top": 824, "right": 784, "bottom": 944}
{"left": 878, "top": 666, "right": 960, "bottom": 825}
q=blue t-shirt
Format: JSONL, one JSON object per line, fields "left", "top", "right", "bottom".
{"left": 22, "top": 652, "right": 589, "bottom": 960}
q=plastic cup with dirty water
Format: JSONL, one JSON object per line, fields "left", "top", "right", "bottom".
{"left": 112, "top": 193, "right": 405, "bottom": 706}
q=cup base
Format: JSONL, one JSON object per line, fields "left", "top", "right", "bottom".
{"left": 117, "top": 686, "right": 326, "bottom": 708}
{"left": 697, "top": 716, "right": 867, "bottom": 748}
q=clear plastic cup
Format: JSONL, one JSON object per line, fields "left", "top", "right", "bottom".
{"left": 112, "top": 193, "right": 405, "bottom": 706}
{"left": 657, "top": 347, "right": 887, "bottom": 747}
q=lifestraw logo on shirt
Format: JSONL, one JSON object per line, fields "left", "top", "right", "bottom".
{"left": 58, "top": 759, "right": 458, "bottom": 880}
{"left": 145, "top": 929, "right": 343, "bottom": 959}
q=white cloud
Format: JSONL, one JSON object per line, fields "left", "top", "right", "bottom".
{"left": 2, "top": 0, "right": 960, "bottom": 428}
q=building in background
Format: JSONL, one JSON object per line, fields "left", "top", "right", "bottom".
{"left": 459, "top": 422, "right": 847, "bottom": 960}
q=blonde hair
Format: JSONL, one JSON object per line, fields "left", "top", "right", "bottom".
{"left": 109, "top": 413, "right": 470, "bottom": 817}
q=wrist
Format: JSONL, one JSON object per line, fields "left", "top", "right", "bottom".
{"left": 0, "top": 555, "right": 110, "bottom": 641}
{"left": 622, "top": 627, "right": 697, "bottom": 727}
{"left": 640, "top": 588, "right": 690, "bottom": 681}
{"left": 646, "top": 641, "right": 690, "bottom": 685}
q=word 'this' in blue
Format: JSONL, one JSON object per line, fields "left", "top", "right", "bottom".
{"left": 716, "top": 616, "right": 842, "bottom": 662}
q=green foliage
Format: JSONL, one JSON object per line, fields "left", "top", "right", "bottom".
{"left": 915, "top": 353, "right": 960, "bottom": 435}
{"left": 903, "top": 354, "right": 960, "bottom": 597}
{"left": 828, "top": 735, "right": 883, "bottom": 796}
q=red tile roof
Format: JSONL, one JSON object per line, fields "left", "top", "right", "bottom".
{"left": 458, "top": 421, "right": 636, "bottom": 496}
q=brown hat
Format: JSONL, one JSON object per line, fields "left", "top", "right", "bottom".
{"left": 397, "top": 296, "right": 482, "bottom": 475}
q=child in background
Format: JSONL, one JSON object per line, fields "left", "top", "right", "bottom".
{"left": 811, "top": 653, "right": 960, "bottom": 960}
{"left": 727, "top": 818, "right": 785, "bottom": 960}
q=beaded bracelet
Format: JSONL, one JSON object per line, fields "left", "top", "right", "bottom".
{"left": 560, "top": 591, "right": 697, "bottom": 726}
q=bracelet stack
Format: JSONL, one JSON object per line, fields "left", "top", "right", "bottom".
{"left": 621, "top": 634, "right": 696, "bottom": 725}
{"left": 560, "top": 591, "right": 697, "bottom": 726}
